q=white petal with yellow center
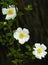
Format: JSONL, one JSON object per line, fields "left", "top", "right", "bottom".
{"left": 2, "top": 5, "right": 17, "bottom": 20}
{"left": 32, "top": 43, "right": 47, "bottom": 59}
{"left": 13, "top": 27, "right": 30, "bottom": 44}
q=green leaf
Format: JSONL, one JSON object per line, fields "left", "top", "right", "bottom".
{"left": 6, "top": 32, "right": 12, "bottom": 37}
{"left": 25, "top": 51, "right": 32, "bottom": 56}
{"left": 0, "top": 22, "right": 3, "bottom": 26}
{"left": 11, "top": 59, "right": 17, "bottom": 64}
{"left": 11, "top": 59, "right": 23, "bottom": 64}
{"left": 24, "top": 5, "right": 33, "bottom": 11}
{"left": 0, "top": 2, "right": 4, "bottom": 4}
{"left": 26, "top": 45, "right": 31, "bottom": 51}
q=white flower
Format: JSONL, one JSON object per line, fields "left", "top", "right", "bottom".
{"left": 32, "top": 43, "right": 47, "bottom": 59}
{"left": 13, "top": 27, "right": 30, "bottom": 44}
{"left": 2, "top": 5, "right": 17, "bottom": 20}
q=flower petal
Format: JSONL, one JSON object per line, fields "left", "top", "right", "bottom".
{"left": 41, "top": 44, "right": 47, "bottom": 50}
{"left": 35, "top": 43, "right": 40, "bottom": 48}
{"left": 2, "top": 8, "right": 7, "bottom": 15}
{"left": 19, "top": 39, "right": 26, "bottom": 44}
{"left": 23, "top": 28, "right": 29, "bottom": 34}
{"left": 35, "top": 55, "right": 42, "bottom": 59}
{"left": 13, "top": 32, "right": 19, "bottom": 40}
{"left": 24, "top": 35, "right": 30, "bottom": 42}
{"left": 5, "top": 15, "right": 11, "bottom": 20}
{"left": 16, "top": 27, "right": 22, "bottom": 33}
{"left": 32, "top": 51, "right": 36, "bottom": 55}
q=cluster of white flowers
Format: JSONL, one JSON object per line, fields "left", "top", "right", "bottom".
{"left": 2, "top": 5, "right": 47, "bottom": 60}
{"left": 13, "top": 27, "right": 47, "bottom": 59}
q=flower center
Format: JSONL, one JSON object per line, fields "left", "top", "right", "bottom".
{"left": 37, "top": 48, "right": 42, "bottom": 54}
{"left": 19, "top": 33, "right": 25, "bottom": 39}
{"left": 7, "top": 9, "right": 13, "bottom": 15}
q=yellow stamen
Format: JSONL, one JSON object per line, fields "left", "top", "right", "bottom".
{"left": 19, "top": 33, "right": 24, "bottom": 39}
{"left": 7, "top": 9, "right": 13, "bottom": 15}
{"left": 37, "top": 48, "right": 42, "bottom": 54}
